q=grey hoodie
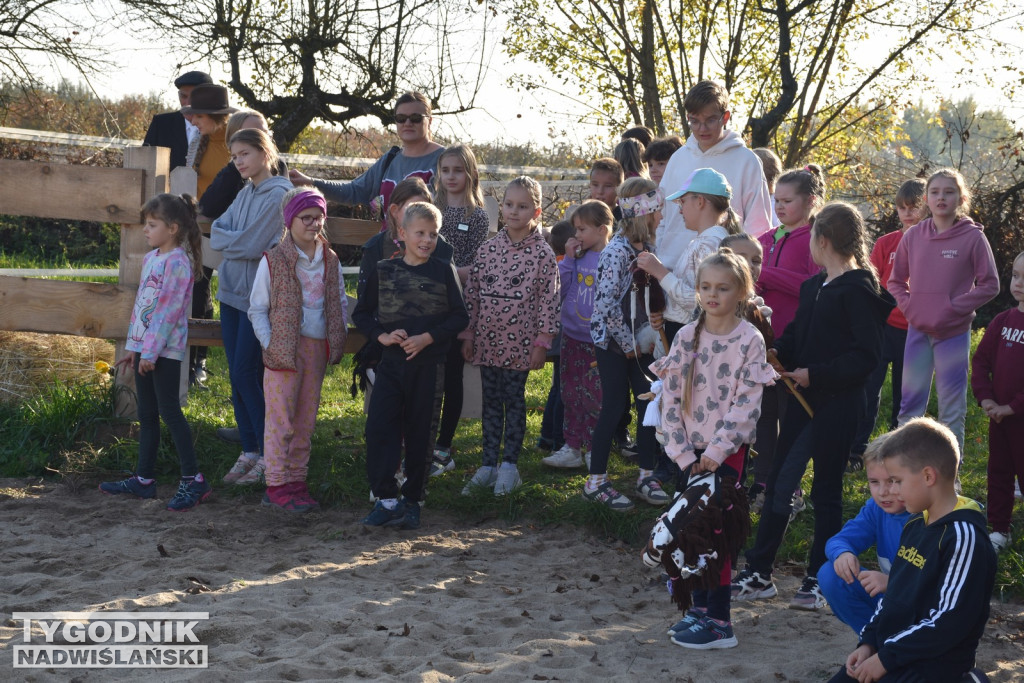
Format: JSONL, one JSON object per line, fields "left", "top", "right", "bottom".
{"left": 210, "top": 174, "right": 293, "bottom": 312}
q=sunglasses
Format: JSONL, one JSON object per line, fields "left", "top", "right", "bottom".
{"left": 394, "top": 113, "right": 426, "bottom": 124}
{"left": 297, "top": 214, "right": 325, "bottom": 226}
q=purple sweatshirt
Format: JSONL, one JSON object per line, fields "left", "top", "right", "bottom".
{"left": 887, "top": 217, "right": 999, "bottom": 340}
{"left": 558, "top": 249, "right": 601, "bottom": 343}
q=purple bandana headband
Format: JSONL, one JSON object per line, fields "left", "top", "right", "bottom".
{"left": 617, "top": 187, "right": 664, "bottom": 219}
{"left": 284, "top": 190, "right": 327, "bottom": 229}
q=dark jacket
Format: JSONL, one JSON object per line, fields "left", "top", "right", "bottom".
{"left": 773, "top": 269, "right": 894, "bottom": 462}
{"left": 860, "top": 499, "right": 996, "bottom": 681}
{"left": 775, "top": 269, "right": 894, "bottom": 406}
{"left": 352, "top": 257, "right": 468, "bottom": 366}
{"left": 142, "top": 111, "right": 189, "bottom": 170}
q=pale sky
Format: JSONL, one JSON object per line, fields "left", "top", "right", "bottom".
{"left": 31, "top": 4, "right": 1024, "bottom": 152}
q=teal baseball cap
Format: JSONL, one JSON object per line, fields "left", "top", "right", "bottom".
{"left": 666, "top": 168, "right": 732, "bottom": 201}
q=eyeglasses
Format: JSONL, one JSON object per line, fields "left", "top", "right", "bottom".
{"left": 298, "top": 214, "right": 325, "bottom": 226}
{"left": 394, "top": 113, "right": 426, "bottom": 124}
{"left": 686, "top": 114, "right": 725, "bottom": 130}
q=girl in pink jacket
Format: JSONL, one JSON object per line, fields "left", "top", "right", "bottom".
{"left": 887, "top": 168, "right": 999, "bottom": 455}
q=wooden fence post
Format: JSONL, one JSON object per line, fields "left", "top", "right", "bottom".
{"left": 114, "top": 146, "right": 169, "bottom": 417}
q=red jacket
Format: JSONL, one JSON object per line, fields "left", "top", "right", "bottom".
{"left": 870, "top": 230, "right": 908, "bottom": 330}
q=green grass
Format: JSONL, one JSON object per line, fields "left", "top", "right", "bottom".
{"left": 0, "top": 262, "right": 1020, "bottom": 598}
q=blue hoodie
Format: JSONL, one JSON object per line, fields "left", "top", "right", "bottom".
{"left": 210, "top": 174, "right": 293, "bottom": 312}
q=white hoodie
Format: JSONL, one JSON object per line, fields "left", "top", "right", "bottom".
{"left": 655, "top": 130, "right": 773, "bottom": 273}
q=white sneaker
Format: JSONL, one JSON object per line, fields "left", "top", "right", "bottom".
{"left": 494, "top": 463, "right": 522, "bottom": 496}
{"left": 542, "top": 444, "right": 585, "bottom": 468}
{"left": 990, "top": 531, "right": 1010, "bottom": 553}
{"left": 461, "top": 465, "right": 498, "bottom": 495}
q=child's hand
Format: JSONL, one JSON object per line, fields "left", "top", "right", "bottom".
{"left": 461, "top": 339, "right": 474, "bottom": 363}
{"left": 834, "top": 552, "right": 860, "bottom": 584}
{"left": 115, "top": 352, "right": 136, "bottom": 370}
{"left": 858, "top": 570, "right": 888, "bottom": 597}
{"left": 564, "top": 237, "right": 582, "bottom": 258}
{"left": 697, "top": 455, "right": 719, "bottom": 473}
{"left": 634, "top": 252, "right": 669, "bottom": 280}
{"left": 845, "top": 644, "right": 877, "bottom": 680}
{"left": 850, "top": 652, "right": 886, "bottom": 683}
{"left": 400, "top": 332, "right": 433, "bottom": 360}
{"left": 987, "top": 403, "right": 1014, "bottom": 423}
{"left": 529, "top": 345, "right": 547, "bottom": 370}
{"left": 378, "top": 329, "right": 407, "bottom": 347}
{"left": 783, "top": 367, "right": 810, "bottom": 388}
{"left": 137, "top": 358, "right": 155, "bottom": 375}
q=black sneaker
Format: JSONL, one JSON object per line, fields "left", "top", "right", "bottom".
{"left": 166, "top": 474, "right": 212, "bottom": 512}
{"left": 362, "top": 499, "right": 406, "bottom": 527}
{"left": 731, "top": 568, "right": 777, "bottom": 601}
{"left": 400, "top": 500, "right": 421, "bottom": 530}
{"left": 789, "top": 575, "right": 826, "bottom": 611}
{"left": 99, "top": 475, "right": 156, "bottom": 499}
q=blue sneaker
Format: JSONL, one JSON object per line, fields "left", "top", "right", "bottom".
{"left": 99, "top": 475, "right": 156, "bottom": 499}
{"left": 666, "top": 609, "right": 706, "bottom": 636}
{"left": 400, "top": 500, "right": 421, "bottom": 530}
{"left": 166, "top": 474, "right": 212, "bottom": 512}
{"left": 671, "top": 616, "right": 738, "bottom": 650}
{"left": 362, "top": 499, "right": 406, "bottom": 527}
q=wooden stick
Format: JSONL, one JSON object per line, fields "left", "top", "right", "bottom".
{"left": 767, "top": 355, "right": 814, "bottom": 418}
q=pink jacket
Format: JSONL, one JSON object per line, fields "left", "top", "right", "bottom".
{"left": 459, "top": 228, "right": 560, "bottom": 370}
{"left": 756, "top": 224, "right": 820, "bottom": 338}
{"left": 887, "top": 217, "right": 999, "bottom": 340}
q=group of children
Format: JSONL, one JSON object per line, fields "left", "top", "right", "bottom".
{"left": 97, "top": 80, "right": 1018, "bottom": 680}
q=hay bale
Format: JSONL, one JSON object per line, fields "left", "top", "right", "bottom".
{"left": 0, "top": 332, "right": 115, "bottom": 403}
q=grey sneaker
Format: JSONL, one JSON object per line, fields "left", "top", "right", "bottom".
{"left": 635, "top": 476, "right": 670, "bottom": 505}
{"left": 990, "top": 531, "right": 1010, "bottom": 553}
{"left": 542, "top": 444, "right": 585, "bottom": 468}
{"left": 581, "top": 481, "right": 634, "bottom": 511}
{"left": 493, "top": 463, "right": 522, "bottom": 496}
{"left": 461, "top": 465, "right": 498, "bottom": 495}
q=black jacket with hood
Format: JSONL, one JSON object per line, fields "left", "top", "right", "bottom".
{"left": 860, "top": 498, "right": 996, "bottom": 681}
{"left": 772, "top": 268, "right": 895, "bottom": 461}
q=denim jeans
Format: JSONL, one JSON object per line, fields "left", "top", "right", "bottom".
{"left": 220, "top": 304, "right": 265, "bottom": 454}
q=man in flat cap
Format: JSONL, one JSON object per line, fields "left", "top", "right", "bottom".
{"left": 142, "top": 70, "right": 214, "bottom": 170}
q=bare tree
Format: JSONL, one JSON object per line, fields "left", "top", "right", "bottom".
{"left": 116, "top": 0, "right": 493, "bottom": 151}
{"left": 0, "top": 0, "right": 106, "bottom": 82}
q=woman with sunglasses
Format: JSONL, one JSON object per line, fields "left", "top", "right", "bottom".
{"left": 289, "top": 92, "right": 445, "bottom": 226}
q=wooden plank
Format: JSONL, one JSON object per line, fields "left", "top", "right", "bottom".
{"left": 325, "top": 217, "right": 381, "bottom": 246}
{"left": 0, "top": 159, "right": 145, "bottom": 223}
{"left": 0, "top": 276, "right": 135, "bottom": 338}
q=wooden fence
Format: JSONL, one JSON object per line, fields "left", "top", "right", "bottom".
{"left": 0, "top": 147, "right": 375, "bottom": 415}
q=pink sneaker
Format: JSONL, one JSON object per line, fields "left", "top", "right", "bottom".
{"left": 262, "top": 482, "right": 317, "bottom": 512}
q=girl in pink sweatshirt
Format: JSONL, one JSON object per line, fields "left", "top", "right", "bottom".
{"left": 887, "top": 168, "right": 999, "bottom": 455}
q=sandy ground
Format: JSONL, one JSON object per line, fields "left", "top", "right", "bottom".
{"left": 1, "top": 478, "right": 1021, "bottom": 682}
